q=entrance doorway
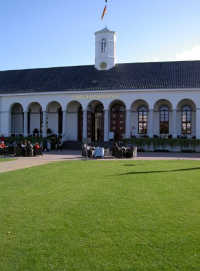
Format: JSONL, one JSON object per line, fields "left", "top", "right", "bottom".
{"left": 110, "top": 101, "right": 126, "bottom": 141}
{"left": 87, "top": 102, "right": 104, "bottom": 143}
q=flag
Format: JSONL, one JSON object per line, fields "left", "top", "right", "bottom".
{"left": 101, "top": 5, "right": 107, "bottom": 20}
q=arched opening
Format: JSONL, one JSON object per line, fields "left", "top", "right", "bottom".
{"left": 177, "top": 99, "right": 196, "bottom": 137}
{"left": 138, "top": 106, "right": 148, "bottom": 134}
{"left": 28, "top": 102, "right": 42, "bottom": 135}
{"left": 159, "top": 105, "right": 169, "bottom": 134}
{"left": 131, "top": 100, "right": 149, "bottom": 136}
{"left": 46, "top": 101, "right": 62, "bottom": 135}
{"left": 154, "top": 99, "right": 173, "bottom": 136}
{"left": 181, "top": 105, "right": 192, "bottom": 135}
{"left": 87, "top": 101, "right": 104, "bottom": 143}
{"left": 66, "top": 101, "right": 83, "bottom": 141}
{"left": 110, "top": 100, "right": 126, "bottom": 141}
{"left": 11, "top": 103, "right": 24, "bottom": 135}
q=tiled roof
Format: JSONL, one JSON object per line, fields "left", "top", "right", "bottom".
{"left": 1, "top": 61, "right": 200, "bottom": 94}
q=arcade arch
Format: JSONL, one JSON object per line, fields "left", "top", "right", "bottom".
{"left": 153, "top": 99, "right": 173, "bottom": 136}
{"left": 131, "top": 100, "right": 149, "bottom": 136}
{"left": 27, "top": 102, "right": 42, "bottom": 135}
{"left": 66, "top": 101, "right": 83, "bottom": 141}
{"left": 176, "top": 99, "right": 196, "bottom": 136}
{"left": 87, "top": 100, "right": 104, "bottom": 142}
{"left": 109, "top": 100, "right": 126, "bottom": 141}
{"left": 46, "top": 101, "right": 62, "bottom": 135}
{"left": 10, "top": 103, "right": 24, "bottom": 135}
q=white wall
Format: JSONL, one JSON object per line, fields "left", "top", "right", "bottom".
{"left": 0, "top": 98, "right": 2, "bottom": 135}
{"left": 169, "top": 111, "right": 173, "bottom": 135}
{"left": 0, "top": 88, "right": 200, "bottom": 138}
{"left": 153, "top": 111, "right": 159, "bottom": 135}
{"left": 132, "top": 112, "right": 138, "bottom": 136}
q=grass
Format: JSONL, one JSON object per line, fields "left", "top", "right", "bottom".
{"left": 0, "top": 160, "right": 200, "bottom": 271}
{"left": 0, "top": 158, "right": 15, "bottom": 162}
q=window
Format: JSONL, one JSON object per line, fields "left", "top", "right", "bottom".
{"left": 160, "top": 106, "right": 169, "bottom": 134}
{"left": 181, "top": 105, "right": 192, "bottom": 135}
{"left": 101, "top": 39, "right": 106, "bottom": 53}
{"left": 138, "top": 106, "right": 148, "bottom": 134}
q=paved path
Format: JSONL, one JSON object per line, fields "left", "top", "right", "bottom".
{"left": 0, "top": 151, "right": 200, "bottom": 173}
{"left": 0, "top": 151, "right": 81, "bottom": 173}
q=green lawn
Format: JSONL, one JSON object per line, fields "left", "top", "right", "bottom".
{"left": 0, "top": 160, "right": 200, "bottom": 271}
{"left": 0, "top": 158, "right": 14, "bottom": 162}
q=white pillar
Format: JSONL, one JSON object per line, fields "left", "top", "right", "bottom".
{"left": 83, "top": 110, "right": 87, "bottom": 142}
{"left": 125, "top": 109, "right": 131, "bottom": 138}
{"left": 1, "top": 111, "right": 10, "bottom": 137}
{"left": 196, "top": 108, "right": 200, "bottom": 139}
{"left": 172, "top": 109, "right": 177, "bottom": 138}
{"left": 148, "top": 109, "right": 153, "bottom": 137}
{"left": 0, "top": 113, "right": 1, "bottom": 136}
{"left": 104, "top": 109, "right": 109, "bottom": 141}
{"left": 42, "top": 111, "right": 47, "bottom": 137}
{"left": 24, "top": 111, "right": 28, "bottom": 137}
{"left": 62, "top": 110, "right": 67, "bottom": 140}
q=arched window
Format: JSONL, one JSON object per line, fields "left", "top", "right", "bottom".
{"left": 160, "top": 105, "right": 169, "bottom": 134}
{"left": 138, "top": 106, "right": 148, "bottom": 134}
{"left": 101, "top": 39, "right": 106, "bottom": 53}
{"left": 181, "top": 105, "right": 192, "bottom": 135}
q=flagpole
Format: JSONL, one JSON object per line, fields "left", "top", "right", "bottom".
{"left": 101, "top": 0, "right": 108, "bottom": 21}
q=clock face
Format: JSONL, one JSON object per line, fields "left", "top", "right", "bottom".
{"left": 100, "top": 62, "right": 107, "bottom": 70}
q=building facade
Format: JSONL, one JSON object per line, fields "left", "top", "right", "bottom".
{"left": 1, "top": 28, "right": 200, "bottom": 141}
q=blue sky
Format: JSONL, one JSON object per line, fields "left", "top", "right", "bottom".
{"left": 1, "top": 0, "right": 200, "bottom": 70}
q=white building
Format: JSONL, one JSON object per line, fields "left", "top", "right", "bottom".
{"left": 1, "top": 27, "right": 200, "bottom": 142}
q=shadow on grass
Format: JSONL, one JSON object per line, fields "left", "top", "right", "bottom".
{"left": 119, "top": 167, "right": 200, "bottom": 176}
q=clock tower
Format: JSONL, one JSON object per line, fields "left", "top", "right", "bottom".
{"left": 95, "top": 27, "right": 116, "bottom": 71}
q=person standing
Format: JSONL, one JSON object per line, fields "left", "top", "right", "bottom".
{"left": 57, "top": 137, "right": 62, "bottom": 151}
{"left": 42, "top": 138, "right": 49, "bottom": 152}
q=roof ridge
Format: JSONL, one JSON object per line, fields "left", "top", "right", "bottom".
{"left": 1, "top": 60, "right": 200, "bottom": 73}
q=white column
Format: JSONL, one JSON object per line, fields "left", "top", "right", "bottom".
{"left": 62, "top": 110, "right": 67, "bottom": 140}
{"left": 42, "top": 111, "right": 47, "bottom": 137}
{"left": 148, "top": 109, "right": 153, "bottom": 137}
{"left": 1, "top": 111, "right": 10, "bottom": 137}
{"left": 24, "top": 111, "right": 28, "bottom": 137}
{"left": 104, "top": 109, "right": 109, "bottom": 141}
{"left": 172, "top": 109, "right": 177, "bottom": 138}
{"left": 82, "top": 110, "right": 87, "bottom": 142}
{"left": 0, "top": 110, "right": 2, "bottom": 135}
{"left": 125, "top": 109, "right": 131, "bottom": 138}
{"left": 196, "top": 108, "right": 200, "bottom": 139}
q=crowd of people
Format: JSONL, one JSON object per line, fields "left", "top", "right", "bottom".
{"left": 0, "top": 140, "right": 42, "bottom": 156}
{"left": 0, "top": 135, "right": 63, "bottom": 157}
{"left": 81, "top": 141, "right": 137, "bottom": 159}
